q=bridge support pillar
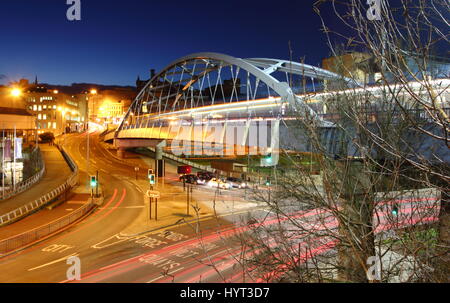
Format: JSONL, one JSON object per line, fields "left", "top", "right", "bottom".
{"left": 117, "top": 147, "right": 126, "bottom": 159}
{"left": 155, "top": 140, "right": 166, "bottom": 178}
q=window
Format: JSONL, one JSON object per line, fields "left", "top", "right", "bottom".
{"left": 33, "top": 105, "right": 37, "bottom": 111}
{"left": 43, "top": 114, "right": 47, "bottom": 120}
{"left": 38, "top": 114, "right": 42, "bottom": 120}
{"left": 53, "top": 122, "right": 57, "bottom": 129}
{"left": 38, "top": 105, "right": 42, "bottom": 111}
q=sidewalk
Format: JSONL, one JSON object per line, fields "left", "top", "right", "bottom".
{"left": 0, "top": 144, "right": 72, "bottom": 216}
{"left": 0, "top": 193, "right": 90, "bottom": 240}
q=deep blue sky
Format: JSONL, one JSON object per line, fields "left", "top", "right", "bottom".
{"left": 0, "top": 0, "right": 340, "bottom": 86}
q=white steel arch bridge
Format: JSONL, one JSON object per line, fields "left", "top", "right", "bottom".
{"left": 111, "top": 52, "right": 357, "bottom": 154}
{"left": 107, "top": 52, "right": 448, "bottom": 164}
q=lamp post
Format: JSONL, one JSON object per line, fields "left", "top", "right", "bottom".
{"left": 86, "top": 89, "right": 97, "bottom": 189}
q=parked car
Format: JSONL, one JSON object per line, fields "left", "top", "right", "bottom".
{"left": 179, "top": 174, "right": 198, "bottom": 184}
{"left": 207, "top": 178, "right": 232, "bottom": 190}
{"left": 226, "top": 177, "right": 247, "bottom": 189}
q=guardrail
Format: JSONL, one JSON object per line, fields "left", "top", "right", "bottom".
{"left": 1, "top": 147, "right": 45, "bottom": 201}
{"left": 146, "top": 146, "right": 217, "bottom": 174}
{"left": 0, "top": 144, "right": 79, "bottom": 226}
{"left": 0, "top": 200, "right": 94, "bottom": 255}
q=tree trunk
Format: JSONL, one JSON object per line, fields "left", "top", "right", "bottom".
{"left": 436, "top": 187, "right": 450, "bottom": 282}
{"left": 336, "top": 160, "right": 375, "bottom": 282}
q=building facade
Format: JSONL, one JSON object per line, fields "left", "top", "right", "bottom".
{"left": 25, "top": 88, "right": 87, "bottom": 135}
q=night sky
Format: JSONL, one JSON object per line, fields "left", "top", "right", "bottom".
{"left": 0, "top": 0, "right": 341, "bottom": 86}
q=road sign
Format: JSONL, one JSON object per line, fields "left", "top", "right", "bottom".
{"left": 146, "top": 190, "right": 160, "bottom": 199}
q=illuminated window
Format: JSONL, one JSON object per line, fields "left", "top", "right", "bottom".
{"left": 53, "top": 122, "right": 57, "bottom": 129}
{"left": 48, "top": 122, "right": 51, "bottom": 129}
{"left": 43, "top": 114, "right": 47, "bottom": 120}
{"left": 43, "top": 105, "right": 47, "bottom": 109}
{"left": 38, "top": 114, "right": 42, "bottom": 120}
{"left": 33, "top": 105, "right": 37, "bottom": 111}
{"left": 38, "top": 105, "right": 42, "bottom": 111}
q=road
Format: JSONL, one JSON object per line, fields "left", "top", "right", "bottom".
{"left": 0, "top": 131, "right": 267, "bottom": 282}
{"left": 0, "top": 131, "right": 440, "bottom": 283}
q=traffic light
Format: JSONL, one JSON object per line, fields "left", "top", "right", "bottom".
{"left": 90, "top": 175, "right": 97, "bottom": 188}
{"left": 264, "top": 154, "right": 273, "bottom": 165}
{"left": 392, "top": 204, "right": 399, "bottom": 216}
{"left": 149, "top": 173, "right": 156, "bottom": 185}
{"left": 265, "top": 177, "right": 271, "bottom": 186}
{"left": 148, "top": 169, "right": 154, "bottom": 179}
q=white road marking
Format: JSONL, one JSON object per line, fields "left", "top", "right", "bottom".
{"left": 98, "top": 205, "right": 144, "bottom": 210}
{"left": 146, "top": 267, "right": 185, "bottom": 283}
{"left": 28, "top": 253, "right": 79, "bottom": 271}
{"left": 135, "top": 186, "right": 143, "bottom": 193}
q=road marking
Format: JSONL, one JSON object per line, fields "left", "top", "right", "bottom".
{"left": 98, "top": 205, "right": 144, "bottom": 210}
{"left": 28, "top": 253, "right": 79, "bottom": 271}
{"left": 42, "top": 244, "right": 74, "bottom": 253}
{"left": 67, "top": 201, "right": 86, "bottom": 205}
{"left": 146, "top": 267, "right": 185, "bottom": 283}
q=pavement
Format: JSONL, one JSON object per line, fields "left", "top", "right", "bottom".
{"left": 0, "top": 144, "right": 72, "bottom": 216}
{"left": 0, "top": 192, "right": 90, "bottom": 240}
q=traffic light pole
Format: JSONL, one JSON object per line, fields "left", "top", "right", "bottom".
{"left": 149, "top": 197, "right": 152, "bottom": 220}
{"left": 96, "top": 170, "right": 99, "bottom": 197}
{"left": 187, "top": 184, "right": 190, "bottom": 216}
{"left": 155, "top": 197, "right": 158, "bottom": 221}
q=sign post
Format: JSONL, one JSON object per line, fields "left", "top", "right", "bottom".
{"left": 146, "top": 190, "right": 160, "bottom": 221}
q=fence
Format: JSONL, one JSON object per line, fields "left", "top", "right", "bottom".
{"left": 0, "top": 200, "right": 94, "bottom": 255}
{"left": 0, "top": 144, "right": 79, "bottom": 226}
{"left": 1, "top": 146, "right": 45, "bottom": 201}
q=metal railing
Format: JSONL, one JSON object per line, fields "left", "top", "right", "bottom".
{"left": 1, "top": 147, "right": 46, "bottom": 201}
{"left": 0, "top": 145, "right": 79, "bottom": 226}
{"left": 0, "top": 200, "right": 94, "bottom": 255}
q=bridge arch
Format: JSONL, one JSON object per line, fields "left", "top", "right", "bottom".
{"left": 116, "top": 52, "right": 355, "bottom": 137}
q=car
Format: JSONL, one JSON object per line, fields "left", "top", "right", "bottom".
{"left": 207, "top": 178, "right": 231, "bottom": 190}
{"left": 226, "top": 177, "right": 248, "bottom": 189}
{"left": 177, "top": 165, "right": 192, "bottom": 175}
{"left": 0, "top": 172, "right": 6, "bottom": 185}
{"left": 179, "top": 174, "right": 198, "bottom": 184}
{"left": 196, "top": 171, "right": 215, "bottom": 184}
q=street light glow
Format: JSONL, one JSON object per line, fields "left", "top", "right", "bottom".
{"left": 90, "top": 89, "right": 98, "bottom": 95}
{"left": 11, "top": 88, "right": 22, "bottom": 97}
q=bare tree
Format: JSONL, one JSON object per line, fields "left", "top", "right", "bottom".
{"left": 235, "top": 0, "right": 449, "bottom": 283}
